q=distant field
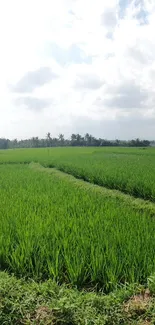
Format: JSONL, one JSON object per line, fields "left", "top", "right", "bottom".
{"left": 0, "top": 146, "right": 155, "bottom": 200}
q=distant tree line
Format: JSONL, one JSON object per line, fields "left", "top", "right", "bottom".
{"left": 0, "top": 133, "right": 151, "bottom": 149}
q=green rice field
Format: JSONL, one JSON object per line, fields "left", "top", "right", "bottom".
{"left": 1, "top": 147, "right": 155, "bottom": 292}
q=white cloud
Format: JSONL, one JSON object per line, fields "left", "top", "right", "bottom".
{"left": 0, "top": 0, "right": 155, "bottom": 139}
{"left": 11, "top": 67, "right": 58, "bottom": 93}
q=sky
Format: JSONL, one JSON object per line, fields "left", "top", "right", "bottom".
{"left": 1, "top": 0, "right": 155, "bottom": 140}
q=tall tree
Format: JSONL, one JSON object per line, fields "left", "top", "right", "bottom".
{"left": 58, "top": 134, "right": 64, "bottom": 146}
{"left": 46, "top": 132, "right": 52, "bottom": 147}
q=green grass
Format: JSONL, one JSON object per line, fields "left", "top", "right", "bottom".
{"left": 1, "top": 271, "right": 155, "bottom": 324}
{"left": 1, "top": 163, "right": 155, "bottom": 292}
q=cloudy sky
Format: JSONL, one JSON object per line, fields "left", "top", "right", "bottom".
{"left": 1, "top": 0, "right": 155, "bottom": 140}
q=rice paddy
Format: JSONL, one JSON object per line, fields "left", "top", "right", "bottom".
{"left": 1, "top": 147, "right": 155, "bottom": 292}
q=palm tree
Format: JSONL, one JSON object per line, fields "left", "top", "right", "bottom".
{"left": 46, "top": 132, "right": 51, "bottom": 147}
{"left": 58, "top": 134, "right": 64, "bottom": 145}
{"left": 84, "top": 133, "right": 93, "bottom": 145}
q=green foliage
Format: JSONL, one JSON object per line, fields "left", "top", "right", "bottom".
{"left": 0, "top": 133, "right": 151, "bottom": 149}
